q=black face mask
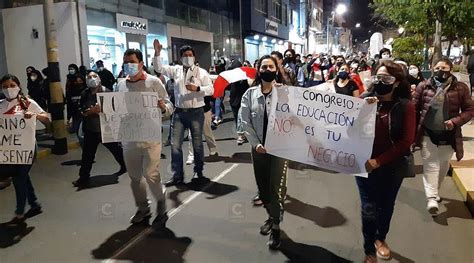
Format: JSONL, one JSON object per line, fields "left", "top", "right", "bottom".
{"left": 338, "top": 71, "right": 349, "bottom": 80}
{"left": 260, "top": 70, "right": 277, "bottom": 82}
{"left": 374, "top": 82, "right": 393, "bottom": 95}
{"left": 434, "top": 70, "right": 451, "bottom": 83}
{"left": 336, "top": 62, "right": 343, "bottom": 67}
{"left": 284, "top": 57, "right": 293, "bottom": 65}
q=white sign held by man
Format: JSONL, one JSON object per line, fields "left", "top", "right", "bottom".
{"left": 98, "top": 92, "right": 162, "bottom": 143}
{"left": 265, "top": 86, "right": 377, "bottom": 177}
{"left": 0, "top": 115, "right": 36, "bottom": 164}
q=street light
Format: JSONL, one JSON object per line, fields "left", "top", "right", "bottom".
{"left": 262, "top": 36, "right": 268, "bottom": 42}
{"left": 355, "top": 23, "right": 361, "bottom": 28}
{"left": 398, "top": 27, "right": 405, "bottom": 34}
{"left": 327, "top": 3, "right": 347, "bottom": 54}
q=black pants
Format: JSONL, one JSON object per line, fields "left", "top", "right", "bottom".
{"left": 251, "top": 148, "right": 288, "bottom": 224}
{"left": 79, "top": 131, "right": 126, "bottom": 179}
{"left": 355, "top": 166, "right": 404, "bottom": 256}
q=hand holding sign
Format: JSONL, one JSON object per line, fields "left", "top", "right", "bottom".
{"left": 256, "top": 144, "right": 267, "bottom": 154}
{"left": 158, "top": 100, "right": 166, "bottom": 112}
{"left": 365, "top": 159, "right": 380, "bottom": 173}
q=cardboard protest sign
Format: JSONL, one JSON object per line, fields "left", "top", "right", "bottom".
{"left": 98, "top": 92, "right": 162, "bottom": 143}
{"left": 265, "top": 86, "right": 376, "bottom": 177}
{"left": 0, "top": 115, "right": 36, "bottom": 164}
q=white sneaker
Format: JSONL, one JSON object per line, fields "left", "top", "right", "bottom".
{"left": 427, "top": 199, "right": 439, "bottom": 216}
{"left": 209, "top": 151, "right": 218, "bottom": 156}
{"left": 186, "top": 156, "right": 194, "bottom": 165}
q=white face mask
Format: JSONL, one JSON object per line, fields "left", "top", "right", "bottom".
{"left": 381, "top": 54, "right": 390, "bottom": 59}
{"left": 3, "top": 86, "right": 21, "bottom": 100}
{"left": 30, "top": 75, "right": 38, "bottom": 82}
{"left": 69, "top": 69, "right": 76, "bottom": 75}
{"left": 182, "top": 56, "right": 195, "bottom": 68}
{"left": 124, "top": 63, "right": 140, "bottom": 77}
{"left": 409, "top": 68, "right": 419, "bottom": 77}
{"left": 86, "top": 77, "right": 101, "bottom": 88}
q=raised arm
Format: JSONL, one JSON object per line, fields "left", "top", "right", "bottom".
{"left": 152, "top": 39, "right": 175, "bottom": 79}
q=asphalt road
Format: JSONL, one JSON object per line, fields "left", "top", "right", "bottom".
{"left": 0, "top": 112, "right": 473, "bottom": 263}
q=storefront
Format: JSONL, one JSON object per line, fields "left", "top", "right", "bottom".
{"left": 86, "top": 10, "right": 168, "bottom": 76}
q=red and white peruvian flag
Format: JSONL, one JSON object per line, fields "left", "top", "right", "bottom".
{"left": 213, "top": 67, "right": 257, "bottom": 98}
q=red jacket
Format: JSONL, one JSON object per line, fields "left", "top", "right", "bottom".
{"left": 414, "top": 77, "right": 474, "bottom": 160}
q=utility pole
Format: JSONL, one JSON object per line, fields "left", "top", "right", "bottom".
{"left": 44, "top": 0, "right": 68, "bottom": 154}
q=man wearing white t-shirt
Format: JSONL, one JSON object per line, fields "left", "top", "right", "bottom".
{"left": 116, "top": 49, "right": 173, "bottom": 231}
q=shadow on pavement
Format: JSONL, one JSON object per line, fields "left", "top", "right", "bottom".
{"left": 285, "top": 195, "right": 347, "bottom": 228}
{"left": 168, "top": 180, "right": 239, "bottom": 208}
{"left": 77, "top": 174, "right": 120, "bottom": 191}
{"left": 433, "top": 197, "right": 473, "bottom": 225}
{"left": 92, "top": 226, "right": 192, "bottom": 262}
{"left": 61, "top": 160, "right": 83, "bottom": 166}
{"left": 391, "top": 251, "right": 415, "bottom": 263}
{"left": 0, "top": 222, "right": 35, "bottom": 248}
{"left": 279, "top": 231, "right": 352, "bottom": 263}
{"left": 204, "top": 152, "right": 252, "bottom": 164}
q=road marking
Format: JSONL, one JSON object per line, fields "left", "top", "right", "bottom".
{"left": 103, "top": 163, "right": 239, "bottom": 262}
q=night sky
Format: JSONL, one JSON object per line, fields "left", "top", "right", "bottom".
{"left": 344, "top": 0, "right": 374, "bottom": 43}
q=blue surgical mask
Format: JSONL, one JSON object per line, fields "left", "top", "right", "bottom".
{"left": 124, "top": 63, "right": 139, "bottom": 77}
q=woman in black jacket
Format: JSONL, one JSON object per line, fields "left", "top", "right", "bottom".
{"left": 27, "top": 69, "right": 47, "bottom": 110}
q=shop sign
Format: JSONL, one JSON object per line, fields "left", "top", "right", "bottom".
{"left": 116, "top": 13, "right": 148, "bottom": 35}
{"left": 265, "top": 19, "right": 278, "bottom": 36}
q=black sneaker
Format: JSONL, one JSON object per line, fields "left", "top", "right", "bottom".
{"left": 164, "top": 178, "right": 185, "bottom": 187}
{"left": 25, "top": 206, "right": 43, "bottom": 218}
{"left": 114, "top": 167, "right": 127, "bottom": 176}
{"left": 260, "top": 218, "right": 272, "bottom": 235}
{"left": 191, "top": 172, "right": 209, "bottom": 183}
{"left": 0, "top": 177, "right": 12, "bottom": 190}
{"left": 7, "top": 216, "right": 26, "bottom": 226}
{"left": 72, "top": 178, "right": 90, "bottom": 188}
{"left": 130, "top": 209, "right": 152, "bottom": 224}
{"left": 267, "top": 228, "right": 281, "bottom": 250}
{"left": 152, "top": 213, "right": 169, "bottom": 232}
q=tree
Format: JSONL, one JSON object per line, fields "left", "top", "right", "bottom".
{"left": 392, "top": 36, "right": 424, "bottom": 66}
{"left": 371, "top": 0, "right": 474, "bottom": 67}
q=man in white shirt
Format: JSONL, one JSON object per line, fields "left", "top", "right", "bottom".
{"left": 152, "top": 39, "right": 214, "bottom": 186}
{"left": 116, "top": 49, "right": 173, "bottom": 231}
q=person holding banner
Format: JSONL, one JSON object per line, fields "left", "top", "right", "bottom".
{"left": 358, "top": 61, "right": 416, "bottom": 262}
{"left": 152, "top": 39, "right": 214, "bottom": 186}
{"left": 240, "top": 55, "right": 289, "bottom": 250}
{"left": 116, "top": 49, "right": 174, "bottom": 231}
{"left": 1, "top": 74, "right": 50, "bottom": 225}
{"left": 72, "top": 71, "right": 127, "bottom": 188}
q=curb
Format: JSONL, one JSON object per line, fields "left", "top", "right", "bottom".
{"left": 452, "top": 167, "right": 474, "bottom": 217}
{"left": 37, "top": 142, "right": 81, "bottom": 159}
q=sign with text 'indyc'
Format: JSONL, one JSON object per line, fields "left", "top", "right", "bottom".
{"left": 116, "top": 13, "right": 148, "bottom": 35}
{"left": 98, "top": 92, "right": 161, "bottom": 143}
{"left": 265, "top": 86, "right": 376, "bottom": 177}
{"left": 0, "top": 115, "right": 36, "bottom": 165}
{"left": 265, "top": 19, "right": 278, "bottom": 36}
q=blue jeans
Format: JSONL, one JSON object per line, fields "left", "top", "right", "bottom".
{"left": 171, "top": 108, "right": 205, "bottom": 179}
{"left": 214, "top": 97, "right": 223, "bottom": 120}
{"left": 2, "top": 164, "right": 40, "bottom": 215}
{"left": 356, "top": 166, "right": 404, "bottom": 256}
{"left": 71, "top": 116, "right": 84, "bottom": 149}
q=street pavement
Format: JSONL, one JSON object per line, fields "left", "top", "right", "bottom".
{"left": 0, "top": 111, "right": 473, "bottom": 263}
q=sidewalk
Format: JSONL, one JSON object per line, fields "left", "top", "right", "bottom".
{"left": 451, "top": 120, "right": 474, "bottom": 215}
{"left": 36, "top": 132, "right": 81, "bottom": 159}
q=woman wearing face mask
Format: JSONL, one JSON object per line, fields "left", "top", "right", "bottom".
{"left": 26, "top": 69, "right": 47, "bottom": 110}
{"left": 0, "top": 74, "right": 51, "bottom": 225}
{"left": 66, "top": 75, "right": 86, "bottom": 148}
{"left": 349, "top": 61, "right": 365, "bottom": 94}
{"left": 414, "top": 57, "right": 474, "bottom": 216}
{"left": 359, "top": 61, "right": 416, "bottom": 263}
{"left": 334, "top": 64, "right": 360, "bottom": 97}
{"left": 72, "top": 71, "right": 127, "bottom": 188}
{"left": 407, "top": 64, "right": 424, "bottom": 96}
{"left": 240, "top": 55, "right": 289, "bottom": 250}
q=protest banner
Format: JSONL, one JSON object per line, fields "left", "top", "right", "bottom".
{"left": 0, "top": 115, "right": 36, "bottom": 164}
{"left": 98, "top": 92, "right": 162, "bottom": 143}
{"left": 265, "top": 86, "right": 376, "bottom": 177}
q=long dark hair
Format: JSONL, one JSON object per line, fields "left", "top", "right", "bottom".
{"left": 252, "top": 55, "right": 279, "bottom": 87}
{"left": 1, "top": 74, "right": 30, "bottom": 110}
{"left": 373, "top": 60, "right": 411, "bottom": 100}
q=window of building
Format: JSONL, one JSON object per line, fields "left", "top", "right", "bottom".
{"left": 282, "top": 4, "right": 287, "bottom": 26}
{"left": 139, "top": 0, "right": 163, "bottom": 9}
{"left": 254, "top": 0, "right": 268, "bottom": 15}
{"left": 272, "top": 0, "right": 282, "bottom": 22}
